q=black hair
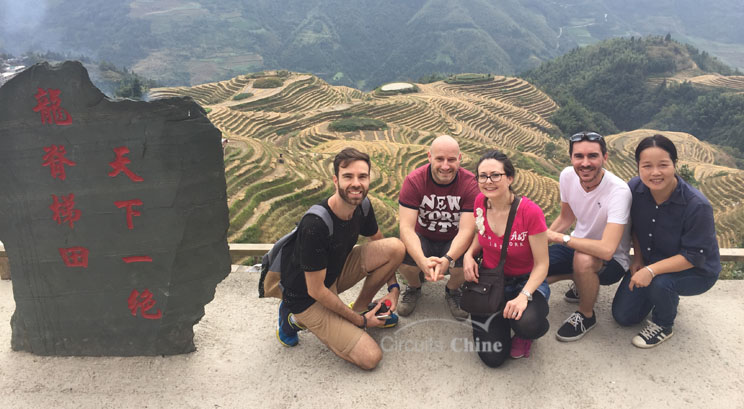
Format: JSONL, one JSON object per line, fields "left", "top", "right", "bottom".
{"left": 634, "top": 134, "right": 678, "bottom": 166}
{"left": 474, "top": 150, "right": 515, "bottom": 191}
{"left": 333, "top": 147, "right": 371, "bottom": 176}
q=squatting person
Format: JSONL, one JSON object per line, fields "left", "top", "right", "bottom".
{"left": 274, "top": 147, "right": 405, "bottom": 369}
{"left": 612, "top": 134, "right": 720, "bottom": 348}
{"left": 546, "top": 131, "right": 632, "bottom": 341}
{"left": 397, "top": 135, "right": 479, "bottom": 320}
{"left": 463, "top": 150, "right": 550, "bottom": 367}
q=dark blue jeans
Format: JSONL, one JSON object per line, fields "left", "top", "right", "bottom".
{"left": 548, "top": 244, "right": 626, "bottom": 285}
{"left": 612, "top": 268, "right": 718, "bottom": 328}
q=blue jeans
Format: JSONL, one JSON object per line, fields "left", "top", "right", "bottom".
{"left": 505, "top": 277, "right": 551, "bottom": 301}
{"left": 548, "top": 244, "right": 626, "bottom": 285}
{"left": 612, "top": 268, "right": 718, "bottom": 328}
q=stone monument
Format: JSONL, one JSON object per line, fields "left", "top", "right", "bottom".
{"left": 0, "top": 61, "right": 231, "bottom": 356}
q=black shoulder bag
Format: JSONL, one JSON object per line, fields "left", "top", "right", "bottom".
{"left": 461, "top": 196, "right": 521, "bottom": 315}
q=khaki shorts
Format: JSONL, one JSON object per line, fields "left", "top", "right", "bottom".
{"left": 294, "top": 245, "right": 369, "bottom": 357}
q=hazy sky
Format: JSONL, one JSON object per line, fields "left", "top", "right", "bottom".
{"left": 1, "top": 0, "right": 47, "bottom": 34}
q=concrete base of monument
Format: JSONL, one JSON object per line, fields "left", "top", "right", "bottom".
{"left": 1, "top": 266, "right": 742, "bottom": 408}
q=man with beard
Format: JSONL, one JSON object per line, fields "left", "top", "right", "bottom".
{"left": 275, "top": 147, "right": 405, "bottom": 369}
{"left": 397, "top": 135, "right": 479, "bottom": 320}
{"left": 546, "top": 132, "right": 632, "bottom": 341}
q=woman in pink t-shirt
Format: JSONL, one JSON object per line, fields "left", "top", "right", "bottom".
{"left": 463, "top": 150, "right": 550, "bottom": 367}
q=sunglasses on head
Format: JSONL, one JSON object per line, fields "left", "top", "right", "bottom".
{"left": 569, "top": 132, "right": 603, "bottom": 142}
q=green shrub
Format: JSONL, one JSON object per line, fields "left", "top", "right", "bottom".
{"left": 444, "top": 73, "right": 493, "bottom": 84}
{"left": 418, "top": 73, "right": 449, "bottom": 84}
{"left": 679, "top": 164, "right": 698, "bottom": 188}
{"left": 328, "top": 117, "right": 387, "bottom": 132}
{"left": 720, "top": 261, "right": 744, "bottom": 280}
{"left": 253, "top": 77, "right": 284, "bottom": 88}
{"left": 232, "top": 92, "right": 254, "bottom": 100}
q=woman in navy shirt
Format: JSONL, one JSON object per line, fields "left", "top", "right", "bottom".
{"left": 612, "top": 134, "right": 720, "bottom": 348}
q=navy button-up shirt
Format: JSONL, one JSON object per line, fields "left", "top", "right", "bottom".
{"left": 629, "top": 175, "right": 721, "bottom": 277}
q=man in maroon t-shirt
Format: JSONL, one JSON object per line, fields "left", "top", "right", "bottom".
{"left": 398, "top": 135, "right": 479, "bottom": 320}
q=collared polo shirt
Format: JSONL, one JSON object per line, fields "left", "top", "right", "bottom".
{"left": 629, "top": 175, "right": 721, "bottom": 277}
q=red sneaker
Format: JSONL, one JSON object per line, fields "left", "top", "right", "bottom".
{"left": 510, "top": 336, "right": 532, "bottom": 359}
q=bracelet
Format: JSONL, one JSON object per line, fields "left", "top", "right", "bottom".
{"left": 388, "top": 283, "right": 400, "bottom": 292}
{"left": 645, "top": 266, "right": 655, "bottom": 278}
{"left": 358, "top": 314, "right": 367, "bottom": 330}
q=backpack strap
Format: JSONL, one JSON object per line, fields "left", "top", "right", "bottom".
{"left": 361, "top": 196, "right": 371, "bottom": 216}
{"left": 306, "top": 204, "right": 333, "bottom": 235}
{"left": 258, "top": 204, "right": 333, "bottom": 297}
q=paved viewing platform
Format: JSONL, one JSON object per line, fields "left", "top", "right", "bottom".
{"left": 1, "top": 263, "right": 743, "bottom": 408}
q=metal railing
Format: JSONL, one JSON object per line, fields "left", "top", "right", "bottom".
{"left": 1, "top": 243, "right": 743, "bottom": 263}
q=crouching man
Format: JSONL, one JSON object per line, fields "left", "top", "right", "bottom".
{"left": 275, "top": 147, "right": 405, "bottom": 369}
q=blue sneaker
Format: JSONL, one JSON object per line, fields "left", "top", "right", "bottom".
{"left": 276, "top": 301, "right": 300, "bottom": 347}
{"left": 380, "top": 312, "right": 399, "bottom": 328}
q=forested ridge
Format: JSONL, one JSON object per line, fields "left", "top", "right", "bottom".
{"left": 524, "top": 36, "right": 744, "bottom": 165}
{"left": 5, "top": 0, "right": 744, "bottom": 90}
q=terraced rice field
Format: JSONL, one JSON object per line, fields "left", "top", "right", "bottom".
{"left": 648, "top": 73, "right": 744, "bottom": 94}
{"left": 149, "top": 75, "right": 252, "bottom": 105}
{"left": 152, "top": 71, "right": 744, "bottom": 249}
{"left": 671, "top": 74, "right": 744, "bottom": 92}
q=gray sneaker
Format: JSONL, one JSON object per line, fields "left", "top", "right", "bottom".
{"left": 397, "top": 286, "right": 422, "bottom": 317}
{"left": 445, "top": 288, "right": 469, "bottom": 321}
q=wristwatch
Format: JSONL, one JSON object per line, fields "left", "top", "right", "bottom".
{"left": 444, "top": 254, "right": 455, "bottom": 269}
{"left": 520, "top": 289, "right": 533, "bottom": 301}
{"left": 562, "top": 234, "right": 571, "bottom": 245}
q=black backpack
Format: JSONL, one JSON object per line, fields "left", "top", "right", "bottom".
{"left": 257, "top": 197, "right": 370, "bottom": 298}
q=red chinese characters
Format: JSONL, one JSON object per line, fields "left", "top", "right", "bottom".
{"left": 114, "top": 199, "right": 143, "bottom": 230}
{"left": 108, "top": 146, "right": 143, "bottom": 182}
{"left": 50, "top": 193, "right": 81, "bottom": 229}
{"left": 58, "top": 247, "right": 89, "bottom": 268}
{"left": 122, "top": 256, "right": 153, "bottom": 263}
{"left": 42, "top": 145, "right": 76, "bottom": 180}
{"left": 127, "top": 289, "right": 163, "bottom": 320}
{"left": 35, "top": 85, "right": 162, "bottom": 320}
{"left": 33, "top": 88, "right": 72, "bottom": 125}
{"left": 109, "top": 147, "right": 161, "bottom": 319}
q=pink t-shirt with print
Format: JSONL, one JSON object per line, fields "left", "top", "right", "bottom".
{"left": 475, "top": 194, "right": 547, "bottom": 277}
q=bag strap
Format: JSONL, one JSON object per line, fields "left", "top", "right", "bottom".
{"left": 497, "top": 195, "right": 521, "bottom": 268}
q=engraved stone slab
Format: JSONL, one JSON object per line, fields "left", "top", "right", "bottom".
{"left": 0, "top": 61, "right": 231, "bottom": 356}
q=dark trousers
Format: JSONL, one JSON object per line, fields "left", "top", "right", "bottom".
{"left": 470, "top": 291, "right": 549, "bottom": 368}
{"left": 612, "top": 268, "right": 718, "bottom": 328}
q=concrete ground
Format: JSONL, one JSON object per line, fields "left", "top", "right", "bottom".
{"left": 1, "top": 266, "right": 743, "bottom": 409}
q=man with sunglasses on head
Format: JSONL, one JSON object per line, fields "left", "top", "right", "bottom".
{"left": 397, "top": 135, "right": 480, "bottom": 320}
{"left": 546, "top": 131, "right": 632, "bottom": 341}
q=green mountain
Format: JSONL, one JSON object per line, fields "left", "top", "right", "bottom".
{"left": 4, "top": 0, "right": 744, "bottom": 90}
{"left": 524, "top": 36, "right": 744, "bottom": 163}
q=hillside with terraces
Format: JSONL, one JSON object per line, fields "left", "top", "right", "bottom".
{"left": 648, "top": 71, "right": 744, "bottom": 93}
{"left": 150, "top": 71, "right": 744, "bottom": 250}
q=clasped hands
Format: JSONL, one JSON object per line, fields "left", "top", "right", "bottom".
{"left": 419, "top": 256, "right": 451, "bottom": 282}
